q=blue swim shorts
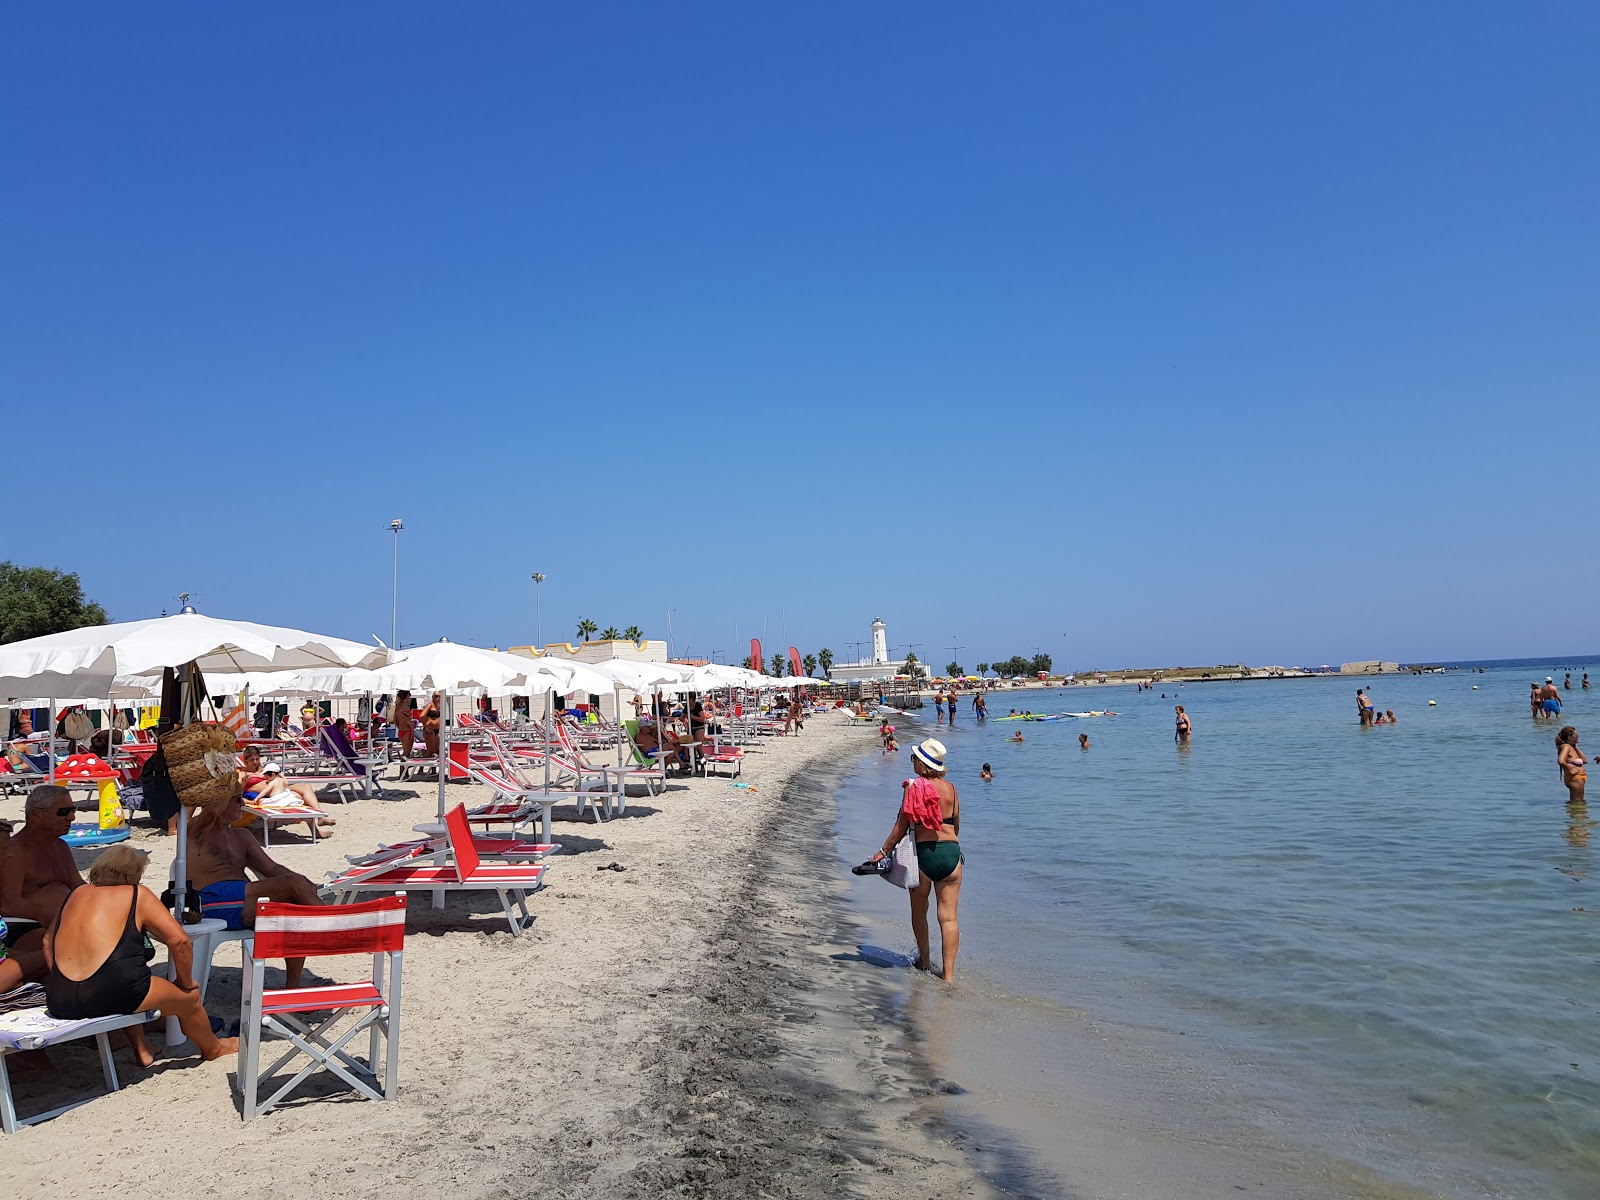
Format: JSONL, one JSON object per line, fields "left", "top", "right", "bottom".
{"left": 197, "top": 880, "right": 249, "bottom": 930}
{"left": 1544, "top": 699, "right": 1561, "bottom": 715}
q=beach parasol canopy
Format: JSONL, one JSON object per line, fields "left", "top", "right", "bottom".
{"left": 585, "top": 659, "right": 692, "bottom": 692}
{"left": 0, "top": 611, "right": 390, "bottom": 700}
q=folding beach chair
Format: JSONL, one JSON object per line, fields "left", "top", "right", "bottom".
{"left": 319, "top": 806, "right": 547, "bottom": 936}
{"left": 238, "top": 894, "right": 406, "bottom": 1120}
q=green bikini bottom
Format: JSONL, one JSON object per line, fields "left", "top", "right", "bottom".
{"left": 915, "top": 840, "right": 963, "bottom": 882}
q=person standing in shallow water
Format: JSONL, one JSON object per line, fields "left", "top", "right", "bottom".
{"left": 1557, "top": 726, "right": 1592, "bottom": 806}
{"left": 869, "top": 739, "right": 962, "bottom": 981}
{"left": 1174, "top": 705, "right": 1191, "bottom": 742}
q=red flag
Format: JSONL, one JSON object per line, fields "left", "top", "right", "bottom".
{"left": 788, "top": 647, "right": 804, "bottom": 679}
{"left": 751, "top": 638, "right": 763, "bottom": 674}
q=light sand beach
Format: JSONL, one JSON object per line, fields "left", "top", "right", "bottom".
{"left": 1, "top": 718, "right": 997, "bottom": 1199}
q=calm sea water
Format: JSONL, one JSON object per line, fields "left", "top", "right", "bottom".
{"left": 831, "top": 660, "right": 1600, "bottom": 1199}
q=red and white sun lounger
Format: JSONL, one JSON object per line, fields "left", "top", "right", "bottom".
{"left": 243, "top": 800, "right": 325, "bottom": 847}
{"left": 319, "top": 806, "right": 547, "bottom": 935}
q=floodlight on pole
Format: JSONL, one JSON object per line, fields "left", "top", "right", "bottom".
{"left": 530, "top": 572, "right": 546, "bottom": 648}
{"left": 388, "top": 519, "right": 404, "bottom": 649}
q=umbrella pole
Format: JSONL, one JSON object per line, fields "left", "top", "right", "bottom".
{"left": 543, "top": 693, "right": 552, "bottom": 792}
{"left": 47, "top": 697, "right": 56, "bottom": 782}
{"left": 437, "top": 692, "right": 451, "bottom": 822}
{"left": 172, "top": 663, "right": 195, "bottom": 923}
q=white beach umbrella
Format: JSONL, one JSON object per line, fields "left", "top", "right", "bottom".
{"left": 0, "top": 611, "right": 388, "bottom": 699}
{"left": 0, "top": 610, "right": 391, "bottom": 923}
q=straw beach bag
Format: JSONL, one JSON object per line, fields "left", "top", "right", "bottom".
{"left": 158, "top": 721, "right": 242, "bottom": 810}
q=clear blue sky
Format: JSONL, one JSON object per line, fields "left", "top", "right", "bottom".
{"left": 4, "top": 3, "right": 1596, "bottom": 670}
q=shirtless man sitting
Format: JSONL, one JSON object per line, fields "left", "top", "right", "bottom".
{"left": 1, "top": 785, "right": 85, "bottom": 926}
{"left": 186, "top": 794, "right": 325, "bottom": 987}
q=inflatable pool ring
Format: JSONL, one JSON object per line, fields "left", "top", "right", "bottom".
{"left": 62, "top": 823, "right": 132, "bottom": 847}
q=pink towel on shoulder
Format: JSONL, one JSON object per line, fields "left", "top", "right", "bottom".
{"left": 901, "top": 776, "right": 944, "bottom": 832}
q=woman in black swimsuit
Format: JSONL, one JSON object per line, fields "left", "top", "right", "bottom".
{"left": 44, "top": 845, "right": 236, "bottom": 1065}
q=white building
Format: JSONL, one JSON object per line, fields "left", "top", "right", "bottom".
{"left": 828, "top": 617, "right": 916, "bottom": 684}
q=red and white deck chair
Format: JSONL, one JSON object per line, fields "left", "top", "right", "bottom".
{"left": 491, "top": 733, "right": 619, "bottom": 822}
{"left": 319, "top": 805, "right": 547, "bottom": 936}
{"left": 239, "top": 894, "right": 406, "bottom": 1121}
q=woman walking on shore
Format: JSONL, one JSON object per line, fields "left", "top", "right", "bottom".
{"left": 1557, "top": 726, "right": 1591, "bottom": 806}
{"left": 868, "top": 738, "right": 962, "bottom": 981}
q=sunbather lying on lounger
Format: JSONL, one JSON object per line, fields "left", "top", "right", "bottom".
{"left": 237, "top": 747, "right": 336, "bottom": 835}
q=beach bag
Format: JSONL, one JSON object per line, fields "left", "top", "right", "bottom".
{"left": 62, "top": 709, "right": 94, "bottom": 742}
{"left": 158, "top": 721, "right": 242, "bottom": 811}
{"left": 138, "top": 749, "right": 181, "bottom": 826}
{"left": 883, "top": 832, "right": 920, "bottom": 891}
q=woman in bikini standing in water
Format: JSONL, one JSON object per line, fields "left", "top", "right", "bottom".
{"left": 867, "top": 738, "right": 962, "bottom": 981}
{"left": 1557, "top": 726, "right": 1592, "bottom": 806}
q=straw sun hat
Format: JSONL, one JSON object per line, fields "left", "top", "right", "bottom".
{"left": 912, "top": 738, "right": 947, "bottom": 775}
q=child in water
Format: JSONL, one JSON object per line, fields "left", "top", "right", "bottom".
{"left": 1008, "top": 731, "right": 1024, "bottom": 743}
{"left": 1386, "top": 709, "right": 1397, "bottom": 725}
{"left": 980, "top": 763, "right": 992, "bottom": 781}
{"left": 1079, "top": 733, "right": 1090, "bottom": 749}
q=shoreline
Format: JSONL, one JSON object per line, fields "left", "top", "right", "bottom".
{"left": 1, "top": 718, "right": 997, "bottom": 1199}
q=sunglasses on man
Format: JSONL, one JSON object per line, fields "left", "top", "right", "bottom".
{"left": 55, "top": 806, "right": 75, "bottom": 817}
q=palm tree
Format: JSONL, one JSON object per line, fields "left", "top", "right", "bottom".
{"left": 976, "top": 662, "right": 989, "bottom": 677}
{"left": 769, "top": 653, "right": 787, "bottom": 678}
{"left": 741, "top": 655, "right": 752, "bottom": 669}
{"left": 802, "top": 653, "right": 818, "bottom": 678}
{"left": 576, "top": 618, "right": 598, "bottom": 642}
{"left": 622, "top": 625, "right": 642, "bottom": 642}
{"left": 818, "top": 648, "right": 833, "bottom": 678}
{"left": 600, "top": 626, "right": 621, "bottom": 641}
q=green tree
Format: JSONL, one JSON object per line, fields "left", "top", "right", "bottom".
{"left": 576, "top": 618, "right": 598, "bottom": 642}
{"left": 622, "top": 625, "right": 643, "bottom": 642}
{"left": 599, "top": 626, "right": 621, "bottom": 640}
{"left": 802, "top": 653, "right": 818, "bottom": 678}
{"left": 769, "top": 653, "right": 787, "bottom": 677}
{"left": 817, "top": 648, "right": 833, "bottom": 678}
{"left": 975, "top": 662, "right": 989, "bottom": 677}
{"left": 946, "top": 661, "right": 963, "bottom": 677}
{"left": 741, "top": 655, "right": 752, "bottom": 669}
{"left": 1030, "top": 653, "right": 1053, "bottom": 675}
{"left": 902, "top": 651, "right": 925, "bottom": 680}
{"left": 998, "top": 655, "right": 1029, "bottom": 677}
{"left": 0, "top": 563, "right": 108, "bottom": 644}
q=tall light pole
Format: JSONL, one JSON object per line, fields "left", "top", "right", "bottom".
{"left": 530, "top": 572, "right": 546, "bottom": 648}
{"left": 949, "top": 637, "right": 965, "bottom": 674}
{"left": 388, "top": 519, "right": 404, "bottom": 649}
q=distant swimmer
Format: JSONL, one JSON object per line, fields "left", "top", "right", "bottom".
{"left": 1356, "top": 689, "right": 1375, "bottom": 727}
{"left": 1557, "top": 726, "right": 1591, "bottom": 806}
{"left": 1386, "top": 709, "right": 1397, "bottom": 725}
{"left": 1565, "top": 673, "right": 1573, "bottom": 691}
{"left": 1174, "top": 705, "right": 1191, "bottom": 742}
{"left": 980, "top": 762, "right": 992, "bottom": 781}
{"left": 1541, "top": 678, "right": 1563, "bottom": 720}
{"left": 1585, "top": 674, "right": 1592, "bottom": 690}
{"left": 1079, "top": 733, "right": 1090, "bottom": 750}
{"left": 1007, "top": 731, "right": 1024, "bottom": 743}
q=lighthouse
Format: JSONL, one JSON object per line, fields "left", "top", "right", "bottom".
{"left": 871, "top": 618, "right": 888, "bottom": 665}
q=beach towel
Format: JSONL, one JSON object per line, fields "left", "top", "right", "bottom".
{"left": 901, "top": 777, "right": 944, "bottom": 832}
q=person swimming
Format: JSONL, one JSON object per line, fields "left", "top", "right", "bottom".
{"left": 1079, "top": 733, "right": 1089, "bottom": 749}
{"left": 1385, "top": 709, "right": 1397, "bottom": 725}
{"left": 980, "top": 763, "right": 992, "bottom": 781}
{"left": 1007, "top": 731, "right": 1024, "bottom": 743}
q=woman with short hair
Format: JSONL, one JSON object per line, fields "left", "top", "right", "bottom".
{"left": 43, "top": 844, "right": 236, "bottom": 1066}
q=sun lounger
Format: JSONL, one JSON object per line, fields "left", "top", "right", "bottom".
{"left": 0, "top": 983, "right": 162, "bottom": 1133}
{"left": 319, "top": 805, "right": 547, "bottom": 935}
{"left": 242, "top": 799, "right": 325, "bottom": 847}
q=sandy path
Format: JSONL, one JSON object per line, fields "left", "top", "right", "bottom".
{"left": 2, "top": 718, "right": 993, "bottom": 1199}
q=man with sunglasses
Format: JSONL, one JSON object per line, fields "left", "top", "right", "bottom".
{"left": 1, "top": 784, "right": 86, "bottom": 925}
